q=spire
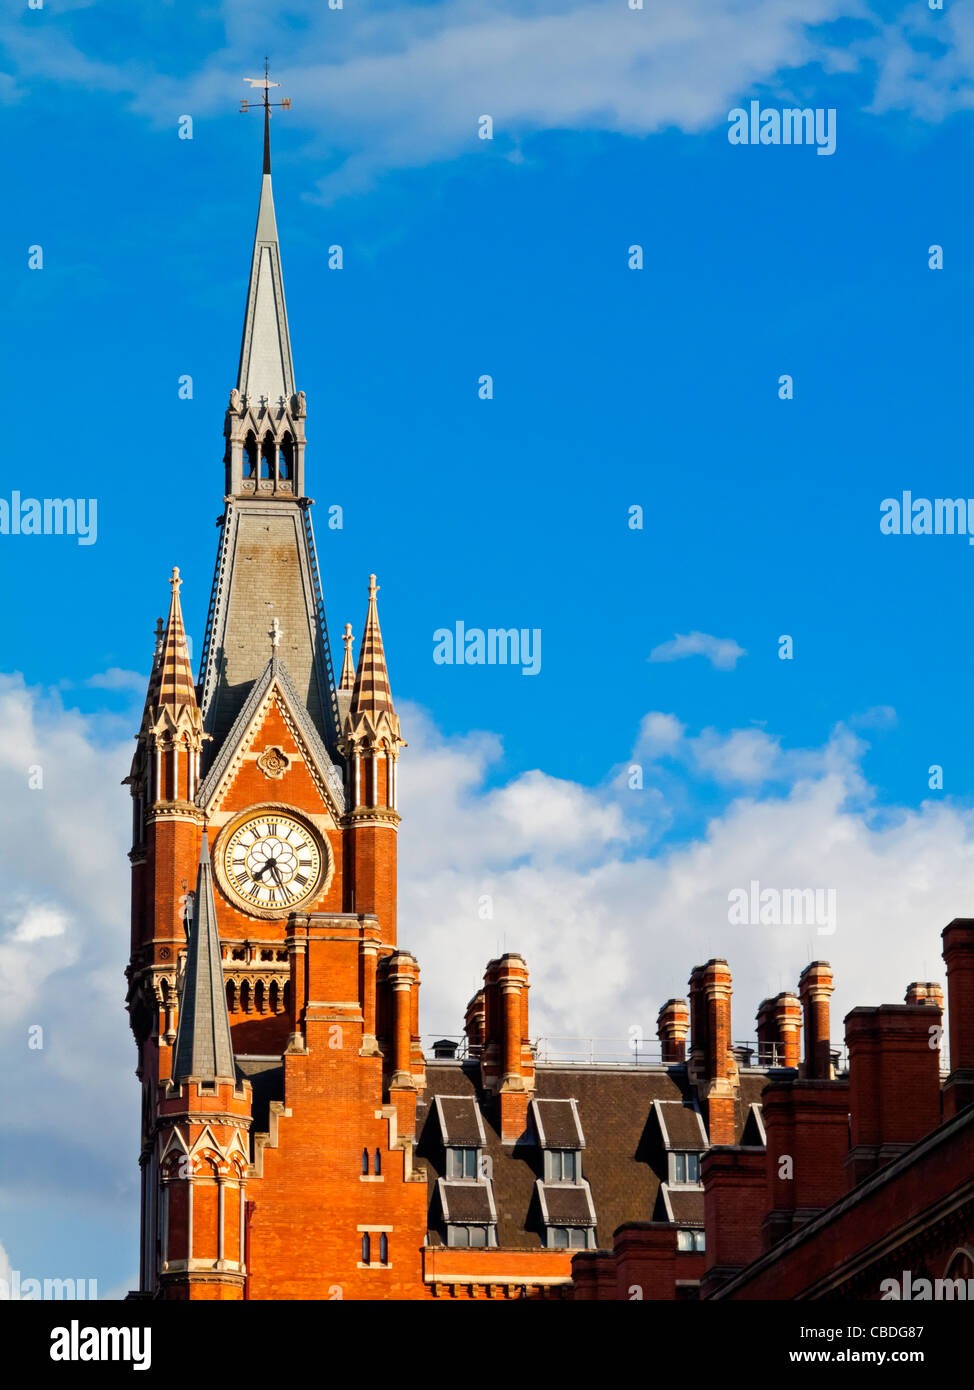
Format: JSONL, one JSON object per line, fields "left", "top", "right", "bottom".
{"left": 236, "top": 111, "right": 295, "bottom": 407}
{"left": 146, "top": 569, "right": 198, "bottom": 718}
{"left": 171, "top": 836, "right": 236, "bottom": 1085}
{"left": 340, "top": 623, "right": 355, "bottom": 690}
{"left": 351, "top": 576, "right": 397, "bottom": 721}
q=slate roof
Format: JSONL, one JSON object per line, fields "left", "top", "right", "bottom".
{"left": 419, "top": 1061, "right": 771, "bottom": 1249}
{"left": 435, "top": 1095, "right": 486, "bottom": 1147}
{"left": 438, "top": 1181, "right": 496, "bottom": 1224}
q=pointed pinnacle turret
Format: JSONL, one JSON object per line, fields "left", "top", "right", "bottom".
{"left": 352, "top": 575, "right": 396, "bottom": 721}
{"left": 146, "top": 569, "right": 198, "bottom": 719}
{"left": 171, "top": 836, "right": 236, "bottom": 1085}
{"left": 130, "top": 570, "right": 205, "bottom": 788}
{"left": 340, "top": 575, "right": 404, "bottom": 753}
{"left": 340, "top": 623, "right": 355, "bottom": 690}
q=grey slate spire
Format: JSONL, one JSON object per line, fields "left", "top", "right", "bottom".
{"left": 197, "top": 108, "right": 343, "bottom": 763}
{"left": 171, "top": 836, "right": 236, "bottom": 1085}
{"left": 236, "top": 109, "right": 295, "bottom": 408}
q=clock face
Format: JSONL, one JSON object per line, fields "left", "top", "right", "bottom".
{"left": 220, "top": 811, "right": 323, "bottom": 914}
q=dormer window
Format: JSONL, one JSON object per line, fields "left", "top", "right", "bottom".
{"left": 547, "top": 1226, "right": 590, "bottom": 1250}
{"left": 435, "top": 1096, "right": 497, "bottom": 1247}
{"left": 670, "top": 1151, "right": 701, "bottom": 1186}
{"left": 529, "top": 1099, "right": 596, "bottom": 1248}
{"left": 446, "top": 1146, "right": 479, "bottom": 1180}
{"left": 544, "top": 1149, "right": 580, "bottom": 1183}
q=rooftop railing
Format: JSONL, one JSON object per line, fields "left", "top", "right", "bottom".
{"left": 423, "top": 1035, "right": 860, "bottom": 1071}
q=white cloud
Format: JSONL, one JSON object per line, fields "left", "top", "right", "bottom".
{"left": 0, "top": 0, "right": 966, "bottom": 198}
{"left": 85, "top": 669, "right": 146, "bottom": 694}
{"left": 398, "top": 705, "right": 964, "bottom": 1050}
{"left": 649, "top": 631, "right": 747, "bottom": 671}
{"left": 0, "top": 676, "right": 136, "bottom": 1203}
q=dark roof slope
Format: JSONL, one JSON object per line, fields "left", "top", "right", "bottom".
{"left": 418, "top": 1061, "right": 757, "bottom": 1248}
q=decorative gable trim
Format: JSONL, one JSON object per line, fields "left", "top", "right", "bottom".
{"left": 197, "top": 656, "right": 345, "bottom": 817}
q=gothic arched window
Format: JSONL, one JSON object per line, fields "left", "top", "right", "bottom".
{"left": 260, "top": 435, "right": 275, "bottom": 480}
{"left": 361, "top": 1148, "right": 369, "bottom": 1175}
{"left": 374, "top": 1149, "right": 381, "bottom": 1176}
{"left": 379, "top": 1233, "right": 388, "bottom": 1265}
{"left": 361, "top": 1233, "right": 371, "bottom": 1265}
{"left": 279, "top": 432, "right": 294, "bottom": 481}
{"left": 243, "top": 432, "right": 257, "bottom": 479}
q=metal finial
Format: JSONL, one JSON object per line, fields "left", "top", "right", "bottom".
{"left": 240, "top": 60, "right": 292, "bottom": 174}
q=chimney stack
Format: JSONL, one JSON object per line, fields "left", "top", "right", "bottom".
{"left": 478, "top": 955, "right": 534, "bottom": 1142}
{"left": 756, "top": 997, "right": 779, "bottom": 1066}
{"left": 773, "top": 992, "right": 802, "bottom": 1069}
{"left": 904, "top": 981, "right": 943, "bottom": 1008}
{"left": 690, "top": 959, "right": 737, "bottom": 1145}
{"left": 464, "top": 989, "right": 485, "bottom": 1058}
{"left": 845, "top": 1000, "right": 943, "bottom": 1185}
{"left": 942, "top": 920, "right": 974, "bottom": 1117}
{"left": 657, "top": 998, "right": 689, "bottom": 1064}
{"left": 799, "top": 962, "right": 834, "bottom": 1079}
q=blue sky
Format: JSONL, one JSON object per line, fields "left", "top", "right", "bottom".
{"left": 2, "top": 0, "right": 974, "bottom": 1297}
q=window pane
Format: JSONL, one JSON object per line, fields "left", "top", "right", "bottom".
{"left": 464, "top": 1148, "right": 477, "bottom": 1179}
{"left": 469, "top": 1225, "right": 487, "bottom": 1248}
{"left": 550, "top": 1226, "right": 569, "bottom": 1248}
{"left": 674, "top": 1152, "right": 686, "bottom": 1183}
{"left": 688, "top": 1153, "right": 700, "bottom": 1183}
{"left": 676, "top": 1229, "right": 692, "bottom": 1251}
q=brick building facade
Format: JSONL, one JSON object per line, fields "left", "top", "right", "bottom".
{"left": 572, "top": 926, "right": 974, "bottom": 1300}
{"left": 125, "top": 105, "right": 972, "bottom": 1303}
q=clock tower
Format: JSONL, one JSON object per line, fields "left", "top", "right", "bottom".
{"left": 125, "top": 89, "right": 427, "bottom": 1300}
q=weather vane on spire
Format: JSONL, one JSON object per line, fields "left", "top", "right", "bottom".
{"left": 240, "top": 58, "right": 291, "bottom": 173}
